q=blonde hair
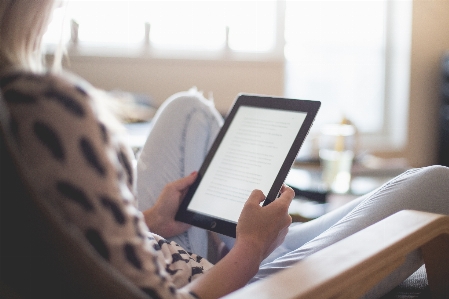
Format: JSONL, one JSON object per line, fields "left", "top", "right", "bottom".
{"left": 0, "top": 0, "right": 58, "bottom": 73}
{"left": 0, "top": 0, "right": 125, "bottom": 132}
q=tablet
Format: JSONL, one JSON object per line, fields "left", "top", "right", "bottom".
{"left": 175, "top": 94, "right": 320, "bottom": 237}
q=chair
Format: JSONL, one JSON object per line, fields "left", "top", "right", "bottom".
{"left": 223, "top": 210, "right": 449, "bottom": 299}
{"left": 1, "top": 118, "right": 448, "bottom": 299}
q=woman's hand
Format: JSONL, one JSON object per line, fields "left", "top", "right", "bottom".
{"left": 236, "top": 185, "right": 294, "bottom": 263}
{"left": 184, "top": 185, "right": 294, "bottom": 299}
{"left": 143, "top": 172, "right": 197, "bottom": 238}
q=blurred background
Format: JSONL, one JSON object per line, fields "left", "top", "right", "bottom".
{"left": 44, "top": 0, "right": 449, "bottom": 169}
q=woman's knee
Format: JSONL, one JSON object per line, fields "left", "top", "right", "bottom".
{"left": 161, "top": 89, "right": 221, "bottom": 122}
{"left": 423, "top": 164, "right": 449, "bottom": 178}
{"left": 406, "top": 165, "right": 449, "bottom": 186}
{"left": 147, "top": 89, "right": 223, "bottom": 142}
{"left": 392, "top": 165, "right": 449, "bottom": 213}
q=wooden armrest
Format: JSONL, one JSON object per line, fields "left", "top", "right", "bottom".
{"left": 223, "top": 210, "right": 449, "bottom": 299}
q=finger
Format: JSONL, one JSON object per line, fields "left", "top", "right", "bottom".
{"left": 171, "top": 171, "right": 198, "bottom": 191}
{"left": 246, "top": 189, "right": 265, "bottom": 205}
{"left": 280, "top": 184, "right": 295, "bottom": 197}
{"left": 277, "top": 185, "right": 295, "bottom": 205}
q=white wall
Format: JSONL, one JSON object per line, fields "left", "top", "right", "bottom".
{"left": 64, "top": 56, "right": 284, "bottom": 115}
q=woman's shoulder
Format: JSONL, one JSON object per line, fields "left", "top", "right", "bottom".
{"left": 0, "top": 68, "right": 122, "bottom": 135}
{"left": 0, "top": 68, "right": 94, "bottom": 103}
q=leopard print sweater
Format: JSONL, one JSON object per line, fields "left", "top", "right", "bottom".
{"left": 0, "top": 69, "right": 213, "bottom": 299}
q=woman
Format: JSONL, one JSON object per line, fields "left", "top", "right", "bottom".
{"left": 1, "top": 1, "right": 448, "bottom": 298}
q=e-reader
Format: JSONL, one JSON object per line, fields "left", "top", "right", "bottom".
{"left": 175, "top": 94, "right": 320, "bottom": 237}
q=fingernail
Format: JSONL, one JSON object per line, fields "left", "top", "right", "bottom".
{"left": 190, "top": 171, "right": 198, "bottom": 176}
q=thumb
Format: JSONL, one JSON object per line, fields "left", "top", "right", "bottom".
{"left": 277, "top": 185, "right": 295, "bottom": 203}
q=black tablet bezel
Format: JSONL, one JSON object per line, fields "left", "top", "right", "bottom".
{"left": 175, "top": 94, "right": 321, "bottom": 238}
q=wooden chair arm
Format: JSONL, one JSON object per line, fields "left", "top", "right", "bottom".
{"left": 223, "top": 210, "right": 449, "bottom": 299}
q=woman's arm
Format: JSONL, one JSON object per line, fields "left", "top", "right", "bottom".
{"left": 143, "top": 170, "right": 294, "bottom": 299}
{"left": 183, "top": 239, "right": 262, "bottom": 299}
{"left": 183, "top": 186, "right": 294, "bottom": 299}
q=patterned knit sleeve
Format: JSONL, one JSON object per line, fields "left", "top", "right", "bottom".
{"left": 0, "top": 70, "right": 213, "bottom": 299}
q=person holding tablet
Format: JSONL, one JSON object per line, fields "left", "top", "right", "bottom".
{"left": 2, "top": 1, "right": 449, "bottom": 299}
{"left": 0, "top": 2, "right": 293, "bottom": 299}
{"left": 136, "top": 86, "right": 449, "bottom": 295}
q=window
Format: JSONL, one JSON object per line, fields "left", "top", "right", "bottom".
{"left": 284, "top": 1, "right": 412, "bottom": 153}
{"left": 285, "top": 1, "right": 387, "bottom": 133}
{"left": 44, "top": 0, "right": 412, "bottom": 153}
{"left": 44, "top": 0, "right": 280, "bottom": 53}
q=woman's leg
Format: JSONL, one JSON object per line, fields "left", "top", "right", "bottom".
{"left": 136, "top": 88, "right": 223, "bottom": 258}
{"left": 261, "top": 192, "right": 366, "bottom": 264}
{"left": 252, "top": 165, "right": 449, "bottom": 298}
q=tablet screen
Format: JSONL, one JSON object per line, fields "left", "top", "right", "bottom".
{"left": 186, "top": 106, "right": 307, "bottom": 223}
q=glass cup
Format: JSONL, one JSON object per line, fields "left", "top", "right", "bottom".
{"left": 319, "top": 124, "right": 356, "bottom": 193}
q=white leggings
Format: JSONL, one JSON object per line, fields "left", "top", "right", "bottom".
{"left": 136, "top": 91, "right": 449, "bottom": 298}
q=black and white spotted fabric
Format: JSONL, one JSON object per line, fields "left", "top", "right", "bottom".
{"left": 0, "top": 69, "right": 213, "bottom": 299}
